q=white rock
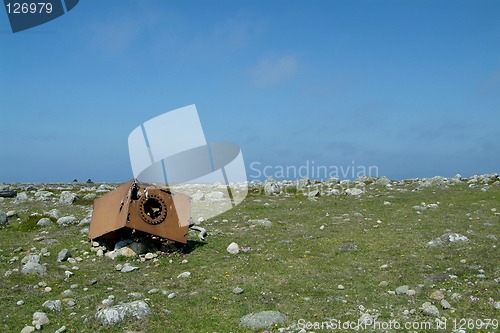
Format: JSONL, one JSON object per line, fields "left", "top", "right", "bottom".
{"left": 227, "top": 242, "right": 240, "bottom": 254}
{"left": 177, "top": 271, "right": 191, "bottom": 278}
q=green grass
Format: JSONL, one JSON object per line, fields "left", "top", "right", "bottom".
{"left": 0, "top": 181, "right": 499, "bottom": 332}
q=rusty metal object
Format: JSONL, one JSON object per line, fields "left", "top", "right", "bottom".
{"left": 89, "top": 179, "right": 191, "bottom": 244}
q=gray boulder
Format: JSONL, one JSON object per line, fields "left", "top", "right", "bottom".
{"left": 57, "top": 249, "right": 72, "bottom": 262}
{"left": 59, "top": 191, "right": 78, "bottom": 205}
{"left": 345, "top": 188, "right": 364, "bottom": 196}
{"left": 14, "top": 192, "right": 29, "bottom": 203}
{"left": 56, "top": 216, "right": 78, "bottom": 226}
{"left": 37, "top": 218, "right": 52, "bottom": 226}
{"left": 0, "top": 211, "right": 7, "bottom": 224}
{"left": 96, "top": 300, "right": 152, "bottom": 326}
{"left": 21, "top": 254, "right": 40, "bottom": 265}
{"left": 264, "top": 179, "right": 280, "bottom": 195}
{"left": 0, "top": 190, "right": 16, "bottom": 198}
{"left": 21, "top": 262, "right": 46, "bottom": 276}
{"left": 240, "top": 310, "right": 287, "bottom": 329}
{"left": 426, "top": 233, "right": 469, "bottom": 247}
{"left": 421, "top": 302, "right": 440, "bottom": 317}
{"left": 47, "top": 209, "right": 62, "bottom": 219}
{"left": 42, "top": 299, "right": 62, "bottom": 311}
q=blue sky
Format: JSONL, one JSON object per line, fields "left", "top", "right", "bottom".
{"left": 1, "top": 0, "right": 499, "bottom": 182}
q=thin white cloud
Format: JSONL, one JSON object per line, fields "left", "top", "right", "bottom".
{"left": 249, "top": 54, "right": 298, "bottom": 88}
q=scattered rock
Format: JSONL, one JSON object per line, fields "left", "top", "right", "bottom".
{"left": 57, "top": 249, "right": 72, "bottom": 262}
{"left": 233, "top": 287, "right": 244, "bottom": 294}
{"left": 20, "top": 326, "right": 35, "bottom": 333}
{"left": 395, "top": 285, "right": 409, "bottom": 295}
{"left": 426, "top": 233, "right": 469, "bottom": 247}
{"left": 36, "top": 218, "right": 52, "bottom": 226}
{"left": 47, "top": 209, "right": 62, "bottom": 219}
{"left": 264, "top": 179, "right": 280, "bottom": 195}
{"left": 345, "top": 188, "right": 364, "bottom": 196}
{"left": 121, "top": 264, "right": 139, "bottom": 273}
{"left": 56, "top": 216, "right": 78, "bottom": 226}
{"left": 42, "top": 299, "right": 62, "bottom": 311}
{"left": 21, "top": 262, "right": 46, "bottom": 276}
{"left": 55, "top": 326, "right": 67, "bottom": 333}
{"left": 441, "top": 299, "right": 452, "bottom": 309}
{"left": 59, "top": 191, "right": 78, "bottom": 205}
{"left": 425, "top": 273, "right": 450, "bottom": 282}
{"left": 429, "top": 290, "right": 445, "bottom": 301}
{"left": 96, "top": 300, "right": 152, "bottom": 326}
{"left": 21, "top": 254, "right": 40, "bottom": 265}
{"left": 337, "top": 284, "right": 345, "bottom": 290}
{"left": 0, "top": 211, "right": 7, "bottom": 223}
{"left": 248, "top": 219, "right": 272, "bottom": 227}
{"left": 407, "top": 289, "right": 416, "bottom": 296}
{"left": 240, "top": 310, "right": 287, "bottom": 329}
{"left": 227, "top": 242, "right": 240, "bottom": 254}
{"left": 32, "top": 311, "right": 49, "bottom": 327}
{"left": 421, "top": 302, "right": 440, "bottom": 317}
{"left": 0, "top": 190, "right": 17, "bottom": 198}
{"left": 177, "top": 271, "right": 191, "bottom": 278}
{"left": 167, "top": 292, "right": 176, "bottom": 299}
{"left": 339, "top": 243, "right": 357, "bottom": 251}
{"left": 378, "top": 281, "right": 389, "bottom": 287}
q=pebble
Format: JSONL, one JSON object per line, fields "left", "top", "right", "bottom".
{"left": 17, "top": 300, "right": 24, "bottom": 305}
{"left": 233, "top": 287, "right": 244, "bottom": 294}
{"left": 177, "top": 271, "right": 191, "bottom": 278}
{"left": 378, "top": 281, "right": 389, "bottom": 287}
{"left": 44, "top": 287, "right": 52, "bottom": 293}
{"left": 441, "top": 299, "right": 452, "bottom": 309}
{"left": 337, "top": 284, "right": 345, "bottom": 290}
{"left": 167, "top": 292, "right": 176, "bottom": 299}
{"left": 395, "top": 285, "right": 409, "bottom": 295}
{"left": 429, "top": 290, "right": 445, "bottom": 301}
{"left": 227, "top": 242, "right": 240, "bottom": 254}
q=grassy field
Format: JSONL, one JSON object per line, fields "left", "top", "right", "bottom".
{"left": 0, "top": 179, "right": 498, "bottom": 332}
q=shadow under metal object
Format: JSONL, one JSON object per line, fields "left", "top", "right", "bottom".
{"left": 88, "top": 179, "right": 191, "bottom": 244}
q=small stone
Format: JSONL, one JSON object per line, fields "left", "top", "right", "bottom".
{"left": 406, "top": 289, "right": 416, "bottom": 296}
{"left": 59, "top": 191, "right": 78, "bottom": 205}
{"left": 227, "top": 242, "right": 240, "bottom": 254}
{"left": 240, "top": 310, "right": 287, "bottom": 329}
{"left": 167, "top": 292, "right": 176, "bottom": 299}
{"left": 32, "top": 311, "right": 49, "bottom": 326}
{"left": 56, "top": 216, "right": 78, "bottom": 226}
{"left": 421, "top": 302, "right": 440, "bottom": 317}
{"left": 337, "top": 284, "right": 345, "bottom": 290}
{"left": 96, "top": 249, "right": 104, "bottom": 257}
{"left": 55, "top": 326, "right": 67, "bottom": 333}
{"left": 144, "top": 252, "right": 154, "bottom": 260}
{"left": 57, "top": 249, "right": 72, "bottom": 262}
{"left": 42, "top": 299, "right": 62, "bottom": 311}
{"left": 177, "top": 271, "right": 191, "bottom": 278}
{"left": 96, "top": 300, "right": 152, "bottom": 325}
{"left": 378, "top": 281, "right": 389, "bottom": 287}
{"left": 115, "top": 264, "right": 123, "bottom": 271}
{"left": 395, "top": 285, "right": 409, "bottom": 295}
{"left": 148, "top": 288, "right": 159, "bottom": 294}
{"left": 441, "top": 299, "right": 452, "bottom": 309}
{"left": 429, "top": 290, "right": 445, "bottom": 301}
{"left": 121, "top": 265, "right": 139, "bottom": 273}
{"left": 16, "top": 300, "right": 24, "bottom": 305}
{"left": 20, "top": 326, "right": 35, "bottom": 333}
{"left": 233, "top": 287, "right": 244, "bottom": 294}
{"left": 339, "top": 243, "right": 357, "bottom": 251}
{"left": 181, "top": 259, "right": 188, "bottom": 264}
{"left": 36, "top": 218, "right": 52, "bottom": 226}
{"left": 64, "top": 270, "right": 73, "bottom": 278}
{"left": 44, "top": 287, "right": 52, "bottom": 293}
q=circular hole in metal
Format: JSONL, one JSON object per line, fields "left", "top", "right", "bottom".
{"left": 139, "top": 195, "right": 168, "bottom": 225}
